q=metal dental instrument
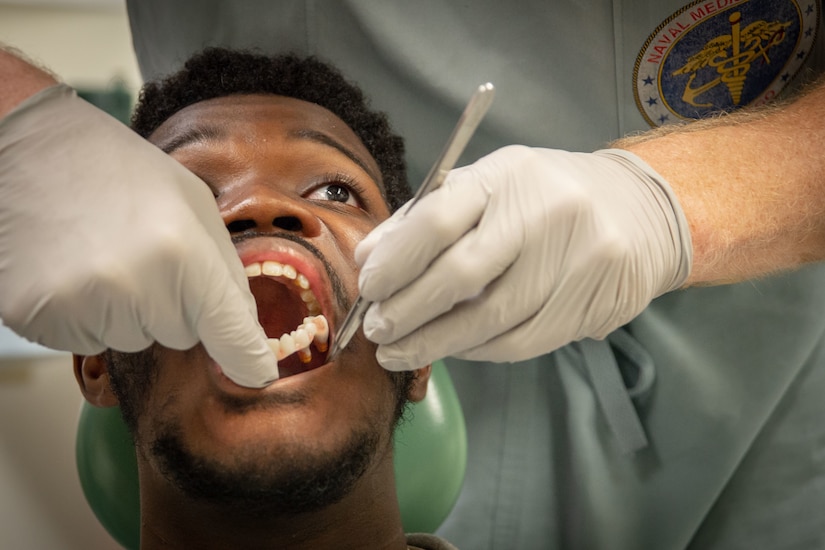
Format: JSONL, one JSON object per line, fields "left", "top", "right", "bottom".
{"left": 327, "top": 82, "right": 495, "bottom": 362}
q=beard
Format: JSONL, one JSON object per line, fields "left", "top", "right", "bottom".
{"left": 149, "top": 414, "right": 381, "bottom": 517}
{"left": 103, "top": 346, "right": 409, "bottom": 518}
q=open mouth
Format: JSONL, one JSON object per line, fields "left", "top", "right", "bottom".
{"left": 245, "top": 260, "right": 332, "bottom": 378}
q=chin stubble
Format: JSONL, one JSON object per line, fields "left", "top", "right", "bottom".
{"left": 105, "top": 347, "right": 392, "bottom": 516}
{"left": 149, "top": 419, "right": 382, "bottom": 517}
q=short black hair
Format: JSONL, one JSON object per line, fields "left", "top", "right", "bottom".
{"left": 131, "top": 47, "right": 411, "bottom": 211}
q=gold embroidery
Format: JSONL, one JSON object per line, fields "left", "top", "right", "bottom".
{"left": 672, "top": 12, "right": 791, "bottom": 106}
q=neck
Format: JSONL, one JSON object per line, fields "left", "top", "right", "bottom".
{"left": 137, "top": 456, "right": 409, "bottom": 550}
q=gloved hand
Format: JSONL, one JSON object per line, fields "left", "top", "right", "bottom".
{"left": 0, "top": 85, "right": 277, "bottom": 387}
{"left": 355, "top": 145, "right": 692, "bottom": 370}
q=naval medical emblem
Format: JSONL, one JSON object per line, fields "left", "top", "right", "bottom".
{"left": 634, "top": 0, "right": 819, "bottom": 126}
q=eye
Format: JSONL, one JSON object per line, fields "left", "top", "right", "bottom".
{"left": 307, "top": 173, "right": 364, "bottom": 208}
{"left": 322, "top": 184, "right": 353, "bottom": 204}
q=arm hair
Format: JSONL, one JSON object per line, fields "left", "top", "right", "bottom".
{"left": 0, "top": 44, "right": 60, "bottom": 119}
{"left": 614, "top": 77, "right": 825, "bottom": 285}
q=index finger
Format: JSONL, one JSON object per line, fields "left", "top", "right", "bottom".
{"left": 358, "top": 167, "right": 489, "bottom": 302}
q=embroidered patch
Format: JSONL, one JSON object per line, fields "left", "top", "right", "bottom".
{"left": 634, "top": 0, "right": 819, "bottom": 127}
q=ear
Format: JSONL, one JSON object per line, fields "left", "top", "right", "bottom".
{"left": 407, "top": 364, "right": 432, "bottom": 403}
{"left": 73, "top": 354, "right": 119, "bottom": 408}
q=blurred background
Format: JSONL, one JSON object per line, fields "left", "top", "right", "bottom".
{"left": 1, "top": 0, "right": 139, "bottom": 547}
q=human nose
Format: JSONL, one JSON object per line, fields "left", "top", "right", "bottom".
{"left": 220, "top": 183, "right": 323, "bottom": 237}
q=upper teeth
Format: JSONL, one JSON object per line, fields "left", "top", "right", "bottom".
{"left": 245, "top": 260, "right": 321, "bottom": 315}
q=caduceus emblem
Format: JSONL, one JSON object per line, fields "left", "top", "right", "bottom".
{"left": 673, "top": 11, "right": 791, "bottom": 107}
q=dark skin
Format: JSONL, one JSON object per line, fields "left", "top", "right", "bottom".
{"left": 74, "top": 95, "right": 431, "bottom": 550}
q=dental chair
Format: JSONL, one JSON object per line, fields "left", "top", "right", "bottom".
{"left": 76, "top": 360, "right": 466, "bottom": 549}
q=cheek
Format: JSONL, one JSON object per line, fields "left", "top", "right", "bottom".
{"left": 134, "top": 347, "right": 210, "bottom": 436}
{"left": 338, "top": 218, "right": 375, "bottom": 250}
{"left": 152, "top": 347, "right": 209, "bottom": 396}
{"left": 327, "top": 217, "right": 378, "bottom": 288}
{"left": 318, "top": 361, "right": 398, "bottom": 443}
{"left": 285, "top": 355, "right": 397, "bottom": 449}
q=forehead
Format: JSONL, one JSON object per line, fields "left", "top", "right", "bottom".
{"left": 149, "top": 94, "right": 382, "bottom": 182}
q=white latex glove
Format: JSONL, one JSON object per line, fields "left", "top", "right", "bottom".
{"left": 356, "top": 145, "right": 692, "bottom": 371}
{"left": 0, "top": 85, "right": 277, "bottom": 387}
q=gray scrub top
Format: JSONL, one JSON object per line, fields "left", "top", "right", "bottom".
{"left": 127, "top": 1, "right": 825, "bottom": 548}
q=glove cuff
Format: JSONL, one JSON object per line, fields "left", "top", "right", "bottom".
{"left": 594, "top": 148, "right": 693, "bottom": 294}
{"left": 0, "top": 83, "right": 74, "bottom": 130}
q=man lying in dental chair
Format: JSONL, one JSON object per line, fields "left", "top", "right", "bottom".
{"left": 72, "top": 47, "right": 454, "bottom": 550}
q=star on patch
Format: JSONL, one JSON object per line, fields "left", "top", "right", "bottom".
{"left": 642, "top": 75, "right": 654, "bottom": 86}
{"left": 646, "top": 97, "right": 658, "bottom": 106}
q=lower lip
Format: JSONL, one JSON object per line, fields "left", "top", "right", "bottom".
{"left": 211, "top": 359, "right": 334, "bottom": 393}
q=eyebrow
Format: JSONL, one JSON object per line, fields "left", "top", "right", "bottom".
{"left": 157, "top": 124, "right": 226, "bottom": 154}
{"left": 288, "top": 128, "right": 383, "bottom": 188}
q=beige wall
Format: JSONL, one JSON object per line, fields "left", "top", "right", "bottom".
{"left": 1, "top": 2, "right": 139, "bottom": 548}
{"left": 0, "top": 2, "right": 141, "bottom": 94}
{"left": 0, "top": 357, "right": 119, "bottom": 549}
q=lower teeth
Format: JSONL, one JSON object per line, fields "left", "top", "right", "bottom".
{"left": 267, "top": 315, "right": 329, "bottom": 362}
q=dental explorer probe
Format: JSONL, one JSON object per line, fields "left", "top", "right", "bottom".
{"left": 327, "top": 82, "right": 496, "bottom": 362}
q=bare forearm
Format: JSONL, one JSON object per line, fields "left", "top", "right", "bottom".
{"left": 0, "top": 46, "right": 59, "bottom": 119}
{"left": 616, "top": 81, "right": 825, "bottom": 286}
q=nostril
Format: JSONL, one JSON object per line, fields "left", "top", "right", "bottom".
{"left": 273, "top": 216, "right": 302, "bottom": 232}
{"left": 227, "top": 219, "right": 256, "bottom": 233}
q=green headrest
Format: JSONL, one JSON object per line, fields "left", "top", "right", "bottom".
{"left": 75, "top": 360, "right": 465, "bottom": 549}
